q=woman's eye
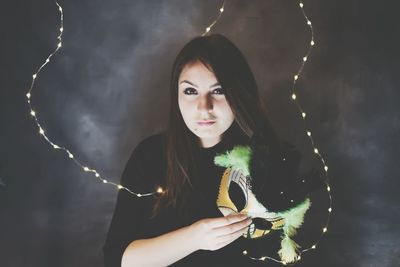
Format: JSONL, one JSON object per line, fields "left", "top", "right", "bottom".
{"left": 183, "top": 88, "right": 197, "bottom": 95}
{"left": 213, "top": 88, "right": 225, "bottom": 95}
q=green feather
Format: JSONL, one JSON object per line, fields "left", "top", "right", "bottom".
{"left": 214, "top": 145, "right": 252, "bottom": 176}
{"left": 277, "top": 198, "right": 311, "bottom": 263}
{"left": 278, "top": 198, "right": 311, "bottom": 237}
{"left": 278, "top": 235, "right": 301, "bottom": 263}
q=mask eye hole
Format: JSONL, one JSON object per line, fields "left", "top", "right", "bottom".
{"left": 228, "top": 181, "right": 247, "bottom": 211}
{"left": 252, "top": 218, "right": 273, "bottom": 230}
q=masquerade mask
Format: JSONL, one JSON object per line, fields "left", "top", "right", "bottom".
{"left": 215, "top": 143, "right": 321, "bottom": 264}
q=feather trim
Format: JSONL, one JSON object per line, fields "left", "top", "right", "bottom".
{"left": 214, "top": 145, "right": 252, "bottom": 176}
{"left": 278, "top": 235, "right": 301, "bottom": 263}
{"left": 277, "top": 198, "right": 311, "bottom": 263}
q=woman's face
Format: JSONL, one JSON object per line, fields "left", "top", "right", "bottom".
{"left": 178, "top": 60, "right": 235, "bottom": 148}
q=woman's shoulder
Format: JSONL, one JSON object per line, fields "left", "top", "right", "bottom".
{"left": 121, "top": 130, "right": 167, "bottom": 190}
{"left": 134, "top": 130, "right": 166, "bottom": 156}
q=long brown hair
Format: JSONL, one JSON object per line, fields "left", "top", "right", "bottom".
{"left": 151, "top": 33, "right": 281, "bottom": 218}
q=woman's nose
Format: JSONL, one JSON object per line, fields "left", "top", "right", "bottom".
{"left": 197, "top": 94, "right": 213, "bottom": 112}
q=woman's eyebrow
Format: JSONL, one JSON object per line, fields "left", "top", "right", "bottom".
{"left": 180, "top": 80, "right": 220, "bottom": 88}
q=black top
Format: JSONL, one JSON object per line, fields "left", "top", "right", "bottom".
{"left": 102, "top": 128, "right": 283, "bottom": 266}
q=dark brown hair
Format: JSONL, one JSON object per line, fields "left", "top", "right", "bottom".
{"left": 151, "top": 33, "right": 281, "bottom": 218}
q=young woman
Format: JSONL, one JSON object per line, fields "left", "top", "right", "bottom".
{"left": 103, "top": 33, "right": 288, "bottom": 267}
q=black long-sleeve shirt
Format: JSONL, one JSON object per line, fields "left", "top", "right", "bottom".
{"left": 102, "top": 130, "right": 284, "bottom": 267}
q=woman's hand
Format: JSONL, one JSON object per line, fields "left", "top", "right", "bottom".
{"left": 189, "top": 213, "right": 252, "bottom": 251}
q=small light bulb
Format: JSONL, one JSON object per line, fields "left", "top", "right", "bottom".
{"left": 95, "top": 173, "right": 100, "bottom": 177}
{"left": 242, "top": 250, "right": 248, "bottom": 255}
{"left": 117, "top": 185, "right": 123, "bottom": 190}
{"left": 39, "top": 128, "right": 44, "bottom": 135}
{"left": 103, "top": 179, "right": 108, "bottom": 183}
{"left": 302, "top": 112, "right": 306, "bottom": 118}
{"left": 26, "top": 93, "right": 31, "bottom": 99}
{"left": 261, "top": 256, "right": 266, "bottom": 260}
{"left": 297, "top": 255, "right": 301, "bottom": 260}
{"left": 314, "top": 148, "right": 319, "bottom": 154}
{"left": 59, "top": 7, "right": 62, "bottom": 11}
{"left": 31, "top": 111, "right": 36, "bottom": 116}
{"left": 46, "top": 58, "right": 50, "bottom": 63}
{"left": 327, "top": 186, "right": 331, "bottom": 192}
{"left": 299, "top": 3, "right": 304, "bottom": 8}
{"left": 206, "top": 27, "right": 210, "bottom": 32}
{"left": 303, "top": 56, "right": 307, "bottom": 62}
{"left": 220, "top": 8, "right": 224, "bottom": 12}
{"left": 53, "top": 144, "right": 59, "bottom": 149}
{"left": 311, "top": 40, "right": 315, "bottom": 46}
{"left": 84, "top": 167, "right": 89, "bottom": 171}
{"left": 58, "top": 43, "right": 62, "bottom": 48}
{"left": 294, "top": 75, "right": 298, "bottom": 80}
{"left": 60, "top": 27, "right": 63, "bottom": 32}
{"left": 157, "top": 186, "right": 164, "bottom": 193}
{"left": 292, "top": 93, "right": 297, "bottom": 100}
{"left": 312, "top": 245, "right": 316, "bottom": 249}
{"left": 323, "top": 227, "right": 327, "bottom": 232}
{"left": 33, "top": 74, "right": 37, "bottom": 79}
{"left": 68, "top": 153, "right": 74, "bottom": 159}
{"left": 307, "top": 131, "right": 311, "bottom": 136}
{"left": 328, "top": 207, "right": 332, "bottom": 212}
{"left": 307, "top": 20, "right": 311, "bottom": 25}
{"left": 324, "top": 165, "right": 328, "bottom": 171}
{"left": 137, "top": 193, "right": 142, "bottom": 197}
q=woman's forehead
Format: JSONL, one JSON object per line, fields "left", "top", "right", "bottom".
{"left": 179, "top": 61, "right": 218, "bottom": 86}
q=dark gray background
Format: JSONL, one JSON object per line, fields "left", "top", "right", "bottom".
{"left": 1, "top": 0, "right": 399, "bottom": 266}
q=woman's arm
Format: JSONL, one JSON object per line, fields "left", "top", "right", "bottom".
{"left": 121, "top": 213, "right": 251, "bottom": 267}
{"left": 121, "top": 224, "right": 196, "bottom": 267}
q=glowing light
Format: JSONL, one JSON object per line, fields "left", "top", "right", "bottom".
{"left": 157, "top": 186, "right": 164, "bottom": 193}
{"left": 307, "top": 131, "right": 311, "bottom": 136}
{"left": 302, "top": 112, "right": 306, "bottom": 118}
{"left": 323, "top": 227, "right": 327, "bottom": 233}
{"left": 292, "top": 93, "right": 297, "bottom": 100}
{"left": 30, "top": 111, "right": 36, "bottom": 116}
{"left": 103, "top": 179, "right": 108, "bottom": 183}
{"left": 314, "top": 148, "right": 319, "bottom": 154}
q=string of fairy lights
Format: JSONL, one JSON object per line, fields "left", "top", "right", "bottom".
{"left": 26, "top": 0, "right": 332, "bottom": 265}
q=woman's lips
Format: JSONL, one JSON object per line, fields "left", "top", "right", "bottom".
{"left": 197, "top": 121, "right": 216, "bottom": 126}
